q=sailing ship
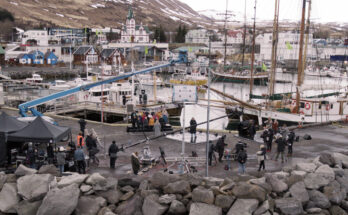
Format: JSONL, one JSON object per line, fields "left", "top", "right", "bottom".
{"left": 222, "top": 0, "right": 348, "bottom": 126}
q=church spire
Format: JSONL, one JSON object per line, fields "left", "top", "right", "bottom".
{"left": 127, "top": 5, "right": 134, "bottom": 20}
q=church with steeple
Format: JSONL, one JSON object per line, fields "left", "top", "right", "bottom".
{"left": 120, "top": 6, "right": 150, "bottom": 43}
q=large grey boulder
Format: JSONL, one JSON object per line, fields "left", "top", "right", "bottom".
{"left": 120, "top": 191, "right": 134, "bottom": 201}
{"left": 254, "top": 200, "right": 269, "bottom": 215}
{"left": 190, "top": 202, "right": 222, "bottom": 215}
{"left": 168, "top": 200, "right": 186, "bottom": 215}
{"left": 86, "top": 173, "right": 107, "bottom": 187}
{"left": 202, "top": 177, "right": 224, "bottom": 187}
{"left": 214, "top": 194, "right": 235, "bottom": 211}
{"left": 15, "top": 164, "right": 37, "bottom": 176}
{"left": 80, "top": 184, "right": 93, "bottom": 193}
{"left": 94, "top": 177, "right": 118, "bottom": 191}
{"left": 315, "top": 165, "right": 335, "bottom": 182}
{"left": 341, "top": 200, "right": 348, "bottom": 211}
{"left": 150, "top": 172, "right": 180, "bottom": 189}
{"left": 17, "top": 174, "right": 53, "bottom": 201}
{"left": 249, "top": 177, "right": 272, "bottom": 193}
{"left": 332, "top": 152, "right": 348, "bottom": 168}
{"left": 296, "top": 163, "right": 317, "bottom": 173}
{"left": 98, "top": 207, "right": 116, "bottom": 215}
{"left": 115, "top": 194, "right": 143, "bottom": 215}
{"left": 96, "top": 189, "right": 123, "bottom": 204}
{"left": 38, "top": 164, "right": 60, "bottom": 176}
{"left": 308, "top": 190, "right": 331, "bottom": 209}
{"left": 266, "top": 174, "right": 288, "bottom": 193}
{"left": 329, "top": 205, "right": 348, "bottom": 215}
{"left": 227, "top": 199, "right": 258, "bottom": 215}
{"left": 289, "top": 182, "right": 309, "bottom": 204}
{"left": 232, "top": 182, "right": 266, "bottom": 202}
{"left": 163, "top": 180, "right": 191, "bottom": 195}
{"left": 275, "top": 198, "right": 303, "bottom": 215}
{"left": 158, "top": 194, "right": 176, "bottom": 204}
{"left": 142, "top": 195, "right": 168, "bottom": 215}
{"left": 75, "top": 196, "right": 106, "bottom": 215}
{"left": 304, "top": 173, "right": 330, "bottom": 190}
{"left": 0, "top": 172, "right": 7, "bottom": 190}
{"left": 319, "top": 153, "right": 336, "bottom": 167}
{"left": 57, "top": 173, "right": 88, "bottom": 188}
{"left": 37, "top": 183, "right": 80, "bottom": 215}
{"left": 192, "top": 187, "right": 215, "bottom": 204}
{"left": 323, "top": 181, "right": 346, "bottom": 205}
{"left": 336, "top": 176, "right": 348, "bottom": 194}
{"left": 15, "top": 200, "right": 42, "bottom": 215}
{"left": 0, "top": 183, "right": 20, "bottom": 213}
{"left": 286, "top": 171, "right": 306, "bottom": 187}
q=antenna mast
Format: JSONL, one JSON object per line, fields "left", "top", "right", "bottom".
{"left": 249, "top": 0, "right": 257, "bottom": 100}
{"left": 268, "top": 0, "right": 280, "bottom": 105}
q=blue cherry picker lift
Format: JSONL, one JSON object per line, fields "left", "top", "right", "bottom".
{"left": 18, "top": 51, "right": 189, "bottom": 119}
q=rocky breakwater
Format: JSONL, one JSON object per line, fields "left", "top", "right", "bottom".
{"left": 0, "top": 152, "right": 347, "bottom": 215}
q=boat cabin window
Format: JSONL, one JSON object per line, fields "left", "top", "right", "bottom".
{"left": 331, "top": 104, "right": 333, "bottom": 109}
{"left": 300, "top": 102, "right": 305, "bottom": 108}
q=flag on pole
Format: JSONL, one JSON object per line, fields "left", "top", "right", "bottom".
{"left": 188, "top": 47, "right": 192, "bottom": 53}
{"left": 145, "top": 46, "right": 148, "bottom": 55}
{"left": 286, "top": 41, "right": 293, "bottom": 50}
{"left": 153, "top": 39, "right": 157, "bottom": 44}
{"left": 262, "top": 63, "right": 267, "bottom": 71}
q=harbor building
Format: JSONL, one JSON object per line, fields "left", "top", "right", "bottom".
{"left": 120, "top": 6, "right": 150, "bottom": 43}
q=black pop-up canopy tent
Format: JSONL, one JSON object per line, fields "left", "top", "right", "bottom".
{"left": 0, "top": 112, "right": 28, "bottom": 164}
{"left": 7, "top": 116, "right": 71, "bottom": 144}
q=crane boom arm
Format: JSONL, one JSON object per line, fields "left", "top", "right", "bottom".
{"left": 18, "top": 51, "right": 188, "bottom": 117}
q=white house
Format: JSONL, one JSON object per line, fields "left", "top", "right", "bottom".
{"left": 185, "top": 29, "right": 210, "bottom": 44}
{"left": 22, "top": 30, "right": 49, "bottom": 46}
{"left": 218, "top": 30, "right": 245, "bottom": 44}
{"left": 120, "top": 6, "right": 150, "bottom": 43}
{"left": 256, "top": 31, "right": 314, "bottom": 61}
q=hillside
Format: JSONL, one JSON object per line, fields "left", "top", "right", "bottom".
{"left": 0, "top": 0, "right": 215, "bottom": 30}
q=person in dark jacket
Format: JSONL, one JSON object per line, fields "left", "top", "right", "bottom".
{"left": 237, "top": 147, "right": 247, "bottom": 174}
{"left": 108, "top": 140, "right": 119, "bottom": 169}
{"left": 216, "top": 135, "right": 227, "bottom": 162}
{"left": 46, "top": 143, "right": 54, "bottom": 164}
{"left": 287, "top": 131, "right": 295, "bottom": 157}
{"left": 275, "top": 134, "right": 285, "bottom": 163}
{"left": 131, "top": 152, "right": 140, "bottom": 175}
{"left": 78, "top": 118, "right": 87, "bottom": 137}
{"left": 122, "top": 95, "right": 127, "bottom": 106}
{"left": 74, "top": 146, "right": 86, "bottom": 174}
{"left": 159, "top": 147, "right": 166, "bottom": 166}
{"left": 208, "top": 141, "right": 216, "bottom": 166}
{"left": 249, "top": 120, "right": 256, "bottom": 140}
{"left": 131, "top": 111, "right": 138, "bottom": 128}
{"left": 266, "top": 127, "right": 274, "bottom": 152}
{"left": 189, "top": 117, "right": 197, "bottom": 143}
{"left": 27, "top": 142, "right": 36, "bottom": 169}
{"left": 257, "top": 145, "right": 267, "bottom": 171}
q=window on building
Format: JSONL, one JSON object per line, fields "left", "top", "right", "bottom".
{"left": 139, "top": 37, "right": 143, "bottom": 41}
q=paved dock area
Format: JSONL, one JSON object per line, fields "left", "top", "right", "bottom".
{"left": 2, "top": 108, "right": 348, "bottom": 181}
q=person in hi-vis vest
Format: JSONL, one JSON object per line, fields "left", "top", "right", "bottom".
{"left": 77, "top": 132, "right": 85, "bottom": 148}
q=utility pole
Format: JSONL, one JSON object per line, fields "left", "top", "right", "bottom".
{"left": 296, "top": 0, "right": 307, "bottom": 113}
{"left": 268, "top": 0, "right": 280, "bottom": 106}
{"left": 206, "top": 35, "right": 212, "bottom": 177}
{"left": 249, "top": 0, "right": 257, "bottom": 100}
{"left": 217, "top": 0, "right": 233, "bottom": 71}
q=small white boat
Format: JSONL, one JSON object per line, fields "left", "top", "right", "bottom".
{"left": 50, "top": 80, "right": 71, "bottom": 90}
{"left": 26, "top": 74, "right": 43, "bottom": 83}
{"left": 327, "top": 66, "right": 345, "bottom": 78}
{"left": 304, "top": 66, "right": 327, "bottom": 77}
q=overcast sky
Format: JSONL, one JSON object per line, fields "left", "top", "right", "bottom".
{"left": 180, "top": 0, "right": 348, "bottom": 23}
